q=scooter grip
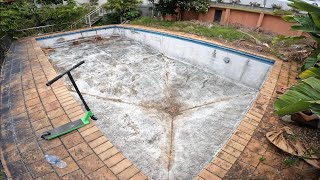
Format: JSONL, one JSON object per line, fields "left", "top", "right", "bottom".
{"left": 46, "top": 61, "right": 85, "bottom": 86}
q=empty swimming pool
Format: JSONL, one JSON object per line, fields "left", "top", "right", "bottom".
{"left": 37, "top": 26, "right": 274, "bottom": 179}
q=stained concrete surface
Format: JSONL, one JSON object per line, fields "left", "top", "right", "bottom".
{"left": 48, "top": 37, "right": 258, "bottom": 179}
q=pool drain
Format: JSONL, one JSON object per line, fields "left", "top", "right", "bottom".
{"left": 223, "top": 57, "right": 231, "bottom": 63}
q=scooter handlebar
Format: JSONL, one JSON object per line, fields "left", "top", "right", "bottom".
{"left": 46, "top": 61, "right": 85, "bottom": 86}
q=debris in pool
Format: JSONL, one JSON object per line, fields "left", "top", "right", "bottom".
{"left": 73, "top": 41, "right": 80, "bottom": 45}
{"left": 42, "top": 47, "right": 55, "bottom": 55}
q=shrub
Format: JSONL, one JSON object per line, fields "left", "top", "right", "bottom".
{"left": 101, "top": 12, "right": 121, "bottom": 24}
{"left": 124, "top": 9, "right": 141, "bottom": 21}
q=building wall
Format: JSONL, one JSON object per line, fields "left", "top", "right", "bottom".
{"left": 198, "top": 8, "right": 216, "bottom": 23}
{"left": 260, "top": 14, "right": 300, "bottom": 36}
{"left": 181, "top": 11, "right": 199, "bottom": 21}
{"left": 228, "top": 10, "right": 260, "bottom": 28}
{"left": 179, "top": 7, "right": 301, "bottom": 36}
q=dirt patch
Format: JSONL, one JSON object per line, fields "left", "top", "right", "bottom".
{"left": 42, "top": 47, "right": 55, "bottom": 56}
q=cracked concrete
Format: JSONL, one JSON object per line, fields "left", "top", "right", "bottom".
{"left": 48, "top": 37, "right": 258, "bottom": 179}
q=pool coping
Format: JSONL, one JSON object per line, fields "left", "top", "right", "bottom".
{"left": 1, "top": 24, "right": 283, "bottom": 180}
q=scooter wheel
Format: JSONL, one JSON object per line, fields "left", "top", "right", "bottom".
{"left": 90, "top": 115, "right": 98, "bottom": 121}
{"left": 41, "top": 132, "right": 51, "bottom": 140}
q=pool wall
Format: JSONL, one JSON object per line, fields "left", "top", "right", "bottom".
{"left": 36, "top": 26, "right": 274, "bottom": 90}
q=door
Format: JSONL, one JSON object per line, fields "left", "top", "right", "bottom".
{"left": 214, "top": 10, "right": 222, "bottom": 22}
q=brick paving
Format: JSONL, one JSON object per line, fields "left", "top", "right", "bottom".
{"left": 0, "top": 38, "right": 147, "bottom": 180}
{"left": 1, "top": 26, "right": 319, "bottom": 180}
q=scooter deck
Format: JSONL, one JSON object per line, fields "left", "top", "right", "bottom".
{"left": 41, "top": 119, "right": 87, "bottom": 140}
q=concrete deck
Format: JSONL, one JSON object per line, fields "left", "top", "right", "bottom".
{"left": 1, "top": 25, "right": 319, "bottom": 180}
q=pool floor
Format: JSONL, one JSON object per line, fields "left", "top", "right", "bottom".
{"left": 48, "top": 37, "right": 257, "bottom": 179}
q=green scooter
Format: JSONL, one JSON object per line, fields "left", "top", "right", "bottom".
{"left": 41, "top": 61, "right": 97, "bottom": 140}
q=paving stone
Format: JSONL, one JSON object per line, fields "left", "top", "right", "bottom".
{"left": 51, "top": 114, "right": 70, "bottom": 128}
{"left": 80, "top": 126, "right": 99, "bottom": 137}
{"left": 223, "top": 160, "right": 255, "bottom": 179}
{"left": 35, "top": 172, "right": 60, "bottom": 180}
{"left": 129, "top": 171, "right": 148, "bottom": 180}
{"left": 29, "top": 110, "right": 47, "bottom": 122}
{"left": 54, "top": 156, "right": 79, "bottom": 177}
{"left": 41, "top": 94, "right": 58, "bottom": 105}
{"left": 88, "top": 136, "right": 108, "bottom": 149}
{"left": 47, "top": 108, "right": 65, "bottom": 120}
{"left": 31, "top": 118, "right": 51, "bottom": 130}
{"left": 217, "top": 151, "right": 237, "bottom": 164}
{"left": 65, "top": 106, "right": 83, "bottom": 115}
{"left": 246, "top": 138, "right": 268, "bottom": 155}
{"left": 84, "top": 130, "right": 104, "bottom": 143}
{"left": 46, "top": 145, "right": 69, "bottom": 159}
{"left": 93, "top": 141, "right": 113, "bottom": 154}
{"left": 61, "top": 169, "right": 88, "bottom": 180}
{"left": 230, "top": 134, "right": 249, "bottom": 146}
{"left": 62, "top": 102, "right": 80, "bottom": 111}
{"left": 227, "top": 140, "right": 245, "bottom": 152}
{"left": 211, "top": 157, "right": 233, "bottom": 171}
{"left": 205, "top": 163, "right": 227, "bottom": 178}
{"left": 25, "top": 98, "right": 42, "bottom": 108}
{"left": 14, "top": 119, "right": 31, "bottom": 129}
{"left": 194, "top": 176, "right": 205, "bottom": 180}
{"left": 15, "top": 127, "right": 34, "bottom": 142}
{"left": 87, "top": 166, "right": 117, "bottom": 180}
{"left": 27, "top": 160, "right": 53, "bottom": 178}
{"left": 3, "top": 150, "right": 22, "bottom": 165}
{"left": 117, "top": 165, "right": 140, "bottom": 180}
{"left": 24, "top": 92, "right": 39, "bottom": 101}
{"left": 61, "top": 131, "right": 84, "bottom": 149}
{"left": 104, "top": 153, "right": 126, "bottom": 167}
{"left": 110, "top": 159, "right": 132, "bottom": 175}
{"left": 6, "top": 160, "right": 28, "bottom": 178}
{"left": 262, "top": 150, "right": 284, "bottom": 168}
{"left": 238, "top": 149, "right": 261, "bottom": 167}
{"left": 198, "top": 169, "right": 221, "bottom": 180}
{"left": 68, "top": 142, "right": 93, "bottom": 160}
{"left": 44, "top": 101, "right": 61, "bottom": 112}
{"left": 39, "top": 138, "right": 62, "bottom": 151}
{"left": 77, "top": 154, "right": 104, "bottom": 175}
{"left": 27, "top": 104, "right": 44, "bottom": 114}
{"left": 253, "top": 163, "right": 277, "bottom": 179}
{"left": 99, "top": 147, "right": 119, "bottom": 161}
{"left": 222, "top": 145, "right": 241, "bottom": 158}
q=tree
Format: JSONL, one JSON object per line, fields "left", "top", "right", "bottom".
{"left": 149, "top": 0, "right": 178, "bottom": 16}
{"left": 0, "top": 0, "right": 90, "bottom": 36}
{"left": 149, "top": 0, "right": 210, "bottom": 16}
{"left": 178, "top": 0, "right": 211, "bottom": 13}
{"left": 103, "top": 0, "right": 142, "bottom": 22}
{"left": 274, "top": 0, "right": 320, "bottom": 116}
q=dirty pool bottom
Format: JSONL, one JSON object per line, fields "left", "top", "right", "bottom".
{"left": 48, "top": 37, "right": 258, "bottom": 179}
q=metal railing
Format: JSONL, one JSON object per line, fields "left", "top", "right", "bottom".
{"left": 70, "top": 6, "right": 107, "bottom": 29}
{"left": 16, "top": 23, "right": 72, "bottom": 37}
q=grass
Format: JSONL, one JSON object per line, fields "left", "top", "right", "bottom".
{"left": 259, "top": 156, "right": 266, "bottom": 162}
{"left": 0, "top": 171, "right": 5, "bottom": 180}
{"left": 283, "top": 156, "right": 300, "bottom": 167}
{"left": 131, "top": 17, "right": 251, "bottom": 42}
